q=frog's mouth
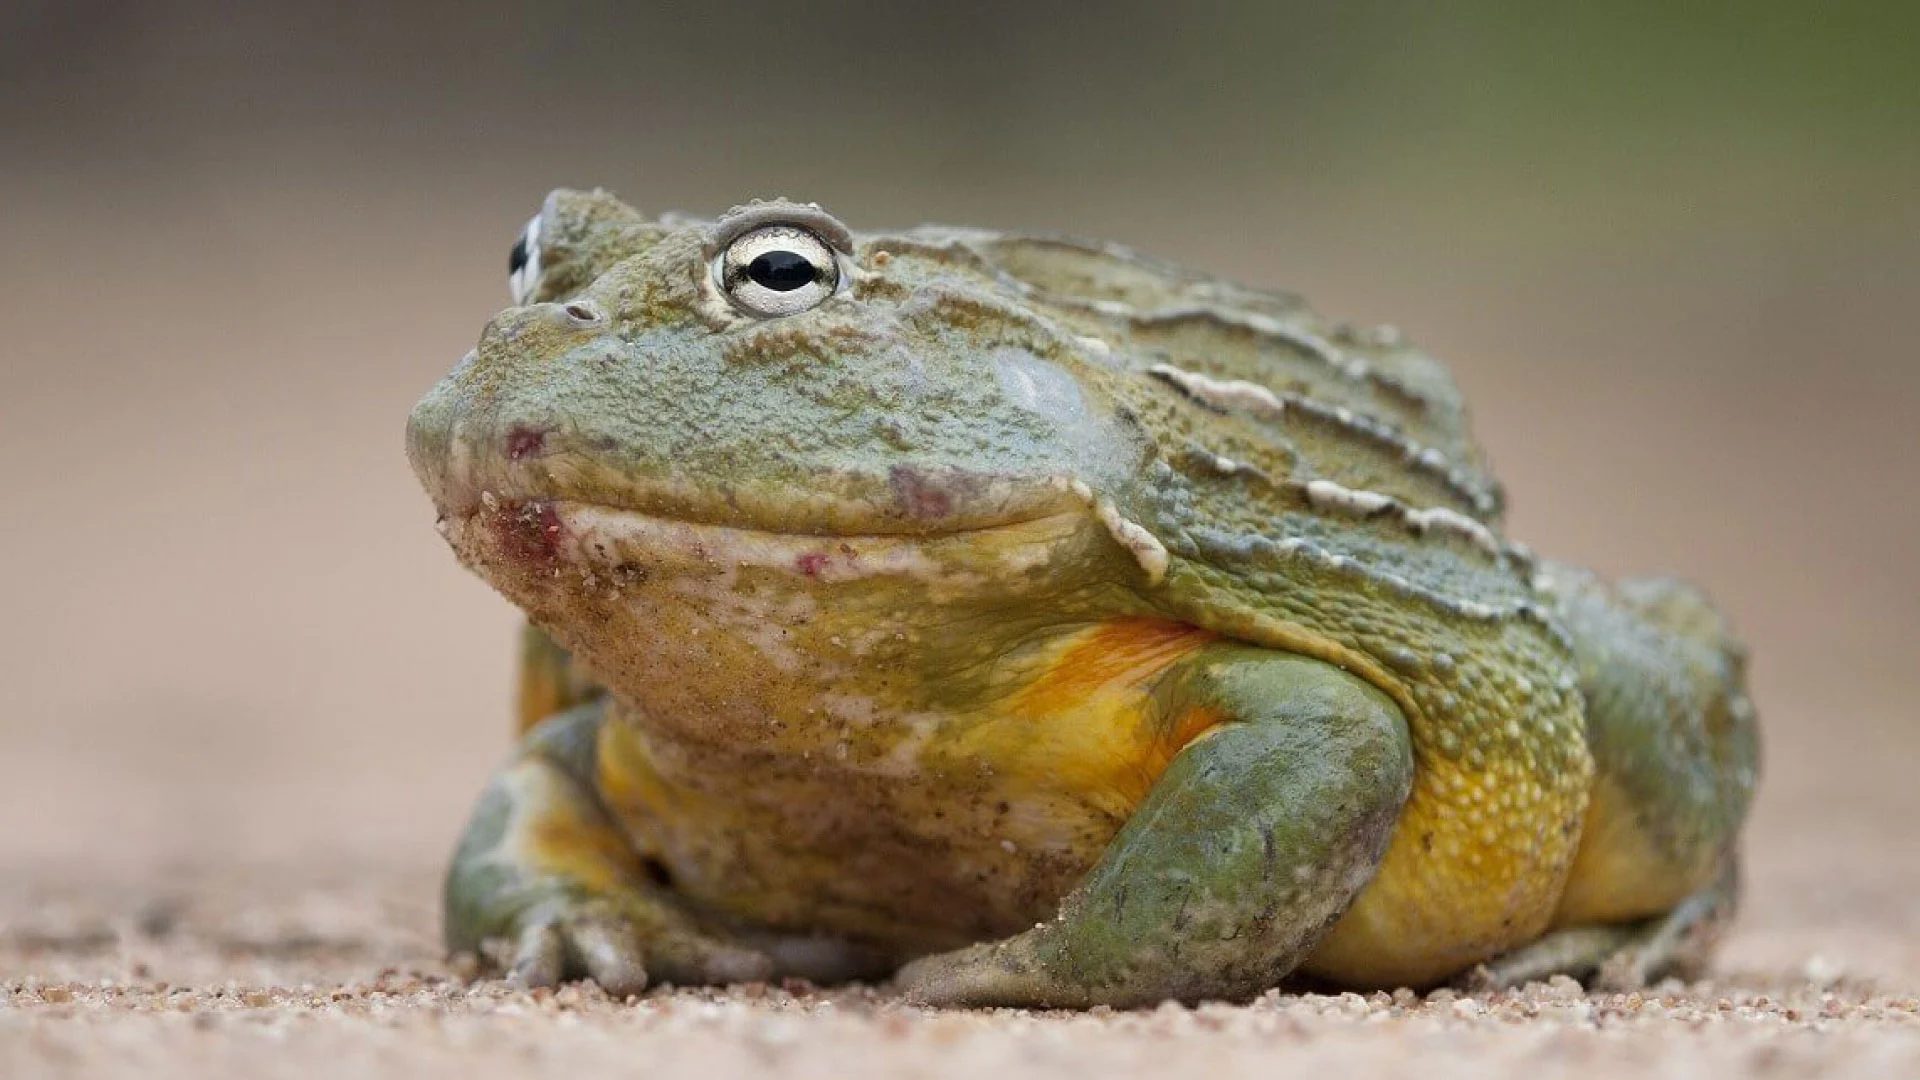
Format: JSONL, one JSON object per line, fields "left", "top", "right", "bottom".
{"left": 407, "top": 394, "right": 1166, "bottom": 589}
{"left": 411, "top": 410, "right": 1095, "bottom": 544}
{"left": 436, "top": 494, "right": 1099, "bottom": 595}
{"left": 426, "top": 462, "right": 1089, "bottom": 543}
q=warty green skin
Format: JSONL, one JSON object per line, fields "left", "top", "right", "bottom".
{"left": 408, "top": 190, "right": 1758, "bottom": 1006}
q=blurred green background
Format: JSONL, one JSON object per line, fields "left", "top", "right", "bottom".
{"left": 1, "top": 2, "right": 1915, "bottom": 965}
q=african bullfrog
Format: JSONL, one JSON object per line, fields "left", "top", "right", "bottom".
{"left": 405, "top": 190, "right": 1759, "bottom": 1006}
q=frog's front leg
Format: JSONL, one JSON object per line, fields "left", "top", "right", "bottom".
{"left": 897, "top": 646, "right": 1414, "bottom": 1007}
{"left": 445, "top": 702, "right": 774, "bottom": 995}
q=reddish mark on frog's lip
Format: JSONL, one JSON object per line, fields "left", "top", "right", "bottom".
{"left": 491, "top": 498, "right": 564, "bottom": 563}
{"left": 505, "top": 426, "right": 549, "bottom": 461}
{"left": 795, "top": 551, "right": 830, "bottom": 577}
{"left": 888, "top": 465, "right": 954, "bottom": 520}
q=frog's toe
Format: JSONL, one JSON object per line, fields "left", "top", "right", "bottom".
{"left": 1590, "top": 879, "right": 1734, "bottom": 992}
{"left": 498, "top": 900, "right": 773, "bottom": 998}
{"left": 894, "top": 941, "right": 1076, "bottom": 1009}
{"left": 894, "top": 944, "right": 1003, "bottom": 1007}
{"left": 642, "top": 920, "right": 778, "bottom": 987}
{"left": 563, "top": 912, "right": 654, "bottom": 996}
{"left": 505, "top": 920, "right": 569, "bottom": 991}
{"left": 501, "top": 908, "right": 650, "bottom": 997}
{"left": 1461, "top": 925, "right": 1634, "bottom": 992}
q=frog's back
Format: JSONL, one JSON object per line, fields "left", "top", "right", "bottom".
{"left": 893, "top": 228, "right": 1755, "bottom": 986}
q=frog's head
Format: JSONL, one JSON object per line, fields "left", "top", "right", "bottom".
{"left": 407, "top": 192, "right": 1159, "bottom": 663}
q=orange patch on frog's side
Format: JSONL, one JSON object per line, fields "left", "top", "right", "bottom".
{"left": 1003, "top": 617, "right": 1222, "bottom": 813}
{"left": 1010, "top": 617, "right": 1215, "bottom": 717}
{"left": 1100, "top": 701, "right": 1229, "bottom": 810}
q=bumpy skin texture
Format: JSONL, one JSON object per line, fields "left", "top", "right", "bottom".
{"left": 407, "top": 190, "right": 1760, "bottom": 1005}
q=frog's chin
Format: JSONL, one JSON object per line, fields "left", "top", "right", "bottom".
{"left": 438, "top": 496, "right": 1097, "bottom": 595}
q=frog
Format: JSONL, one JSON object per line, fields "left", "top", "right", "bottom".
{"left": 405, "top": 189, "right": 1759, "bottom": 1007}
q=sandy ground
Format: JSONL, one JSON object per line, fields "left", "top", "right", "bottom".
{"left": 4, "top": 827, "right": 1919, "bottom": 1080}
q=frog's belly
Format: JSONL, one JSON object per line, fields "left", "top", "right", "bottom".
{"left": 590, "top": 616, "right": 1220, "bottom": 954}
{"left": 595, "top": 713, "right": 1122, "bottom": 953}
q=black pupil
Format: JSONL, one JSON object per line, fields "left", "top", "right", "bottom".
{"left": 746, "top": 250, "right": 817, "bottom": 292}
{"left": 509, "top": 235, "right": 529, "bottom": 274}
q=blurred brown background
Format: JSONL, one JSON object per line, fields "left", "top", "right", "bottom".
{"left": 1, "top": 1, "right": 1915, "bottom": 986}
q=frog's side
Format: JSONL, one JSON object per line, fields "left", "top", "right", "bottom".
{"left": 406, "top": 190, "right": 1759, "bottom": 1006}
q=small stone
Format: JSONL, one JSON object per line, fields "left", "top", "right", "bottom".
{"left": 1545, "top": 974, "right": 1583, "bottom": 1000}
{"left": 1801, "top": 954, "right": 1842, "bottom": 985}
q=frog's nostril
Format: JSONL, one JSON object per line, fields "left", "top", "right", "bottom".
{"left": 563, "top": 301, "right": 604, "bottom": 326}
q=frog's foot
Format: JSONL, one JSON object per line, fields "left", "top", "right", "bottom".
{"left": 895, "top": 938, "right": 1083, "bottom": 1009}
{"left": 1464, "top": 859, "right": 1739, "bottom": 992}
{"left": 899, "top": 648, "right": 1414, "bottom": 1009}
{"left": 484, "top": 891, "right": 775, "bottom": 996}
{"left": 446, "top": 703, "right": 774, "bottom": 996}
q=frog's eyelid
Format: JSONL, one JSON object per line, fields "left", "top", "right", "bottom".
{"left": 706, "top": 200, "right": 853, "bottom": 259}
{"left": 509, "top": 213, "right": 542, "bottom": 304}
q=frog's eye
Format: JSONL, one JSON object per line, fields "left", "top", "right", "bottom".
{"left": 718, "top": 225, "right": 841, "bottom": 317}
{"left": 508, "top": 214, "right": 542, "bottom": 305}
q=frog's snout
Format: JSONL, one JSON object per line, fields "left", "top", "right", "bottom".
{"left": 405, "top": 358, "right": 465, "bottom": 513}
